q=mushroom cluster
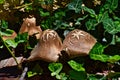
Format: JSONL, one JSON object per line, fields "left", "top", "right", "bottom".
{"left": 27, "top": 29, "right": 97, "bottom": 62}
{"left": 18, "top": 15, "right": 97, "bottom": 62}
{"left": 1, "top": 15, "right": 97, "bottom": 63}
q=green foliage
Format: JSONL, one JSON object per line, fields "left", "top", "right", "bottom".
{"left": 69, "top": 70, "right": 87, "bottom": 80}
{"left": 90, "top": 43, "right": 120, "bottom": 63}
{"left": 0, "top": 29, "right": 14, "bottom": 36}
{"left": 27, "top": 64, "right": 43, "bottom": 77}
{"left": 103, "top": 0, "right": 118, "bottom": 13}
{"left": 68, "top": 60, "right": 85, "bottom": 71}
{"left": 48, "top": 63, "right": 63, "bottom": 76}
{"left": 0, "top": 0, "right": 120, "bottom": 79}
{"left": 88, "top": 74, "right": 106, "bottom": 80}
{"left": 0, "top": 0, "right": 4, "bottom": 4}
{"left": 48, "top": 63, "right": 68, "bottom": 80}
{"left": 67, "top": 0, "right": 82, "bottom": 13}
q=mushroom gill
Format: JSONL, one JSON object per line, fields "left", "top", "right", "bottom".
{"left": 27, "top": 29, "right": 63, "bottom": 62}
{"left": 62, "top": 29, "right": 97, "bottom": 58}
{"left": 19, "top": 16, "right": 42, "bottom": 39}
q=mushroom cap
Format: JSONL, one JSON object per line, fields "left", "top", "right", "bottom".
{"left": 62, "top": 29, "right": 97, "bottom": 58}
{"left": 19, "top": 16, "right": 42, "bottom": 39}
{"left": 27, "top": 29, "right": 63, "bottom": 62}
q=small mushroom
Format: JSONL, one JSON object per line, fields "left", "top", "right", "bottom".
{"left": 27, "top": 29, "right": 63, "bottom": 62}
{"left": 62, "top": 29, "right": 97, "bottom": 58}
{"left": 19, "top": 16, "right": 42, "bottom": 39}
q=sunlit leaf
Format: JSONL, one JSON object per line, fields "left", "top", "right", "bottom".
{"left": 0, "top": 29, "right": 14, "bottom": 36}
{"left": 48, "top": 63, "right": 63, "bottom": 76}
{"left": 0, "top": 45, "right": 3, "bottom": 48}
{"left": 5, "top": 39, "right": 18, "bottom": 48}
{"left": 108, "top": 55, "right": 120, "bottom": 63}
{"left": 68, "top": 60, "right": 85, "bottom": 71}
{"left": 90, "top": 54, "right": 109, "bottom": 62}
{"left": 0, "top": 0, "right": 4, "bottom": 4}
{"left": 89, "top": 42, "right": 107, "bottom": 55}
{"left": 56, "top": 73, "right": 68, "bottom": 80}
{"left": 89, "top": 42, "right": 109, "bottom": 62}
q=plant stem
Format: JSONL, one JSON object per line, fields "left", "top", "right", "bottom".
{"left": 0, "top": 33, "right": 22, "bottom": 69}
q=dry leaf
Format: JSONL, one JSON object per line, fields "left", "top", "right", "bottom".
{"left": 0, "top": 57, "right": 24, "bottom": 69}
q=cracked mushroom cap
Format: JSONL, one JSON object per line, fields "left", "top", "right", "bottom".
{"left": 62, "top": 29, "right": 97, "bottom": 58}
{"left": 19, "top": 16, "right": 42, "bottom": 39}
{"left": 27, "top": 29, "right": 63, "bottom": 62}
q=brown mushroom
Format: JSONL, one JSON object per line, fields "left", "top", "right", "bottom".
{"left": 2, "top": 31, "right": 17, "bottom": 41}
{"left": 19, "top": 16, "right": 42, "bottom": 39}
{"left": 62, "top": 29, "right": 97, "bottom": 58}
{"left": 27, "top": 29, "right": 63, "bottom": 62}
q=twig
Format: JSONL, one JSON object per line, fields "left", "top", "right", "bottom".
{"left": 13, "top": 3, "right": 32, "bottom": 9}
{"left": 0, "top": 32, "right": 21, "bottom": 69}
{"left": 19, "top": 67, "right": 28, "bottom": 80}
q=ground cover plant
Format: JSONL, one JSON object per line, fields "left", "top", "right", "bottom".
{"left": 0, "top": 0, "right": 120, "bottom": 80}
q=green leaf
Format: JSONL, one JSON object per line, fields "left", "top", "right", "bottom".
{"left": 27, "top": 64, "right": 43, "bottom": 77}
{"left": 5, "top": 39, "right": 18, "bottom": 48}
{"left": 39, "top": 9, "right": 50, "bottom": 17}
{"left": 85, "top": 19, "right": 97, "bottom": 30}
{"left": 0, "top": 0, "right": 4, "bottom": 4}
{"left": 15, "top": 33, "right": 28, "bottom": 43}
{"left": 88, "top": 74, "right": 106, "bottom": 80}
{"left": 89, "top": 43, "right": 109, "bottom": 62}
{"left": 97, "top": 11, "right": 109, "bottom": 23}
{"left": 90, "top": 54, "right": 109, "bottom": 62}
{"left": 68, "top": 60, "right": 85, "bottom": 71}
{"left": 90, "top": 43, "right": 120, "bottom": 63}
{"left": 0, "top": 20, "right": 8, "bottom": 29}
{"left": 48, "top": 63, "right": 63, "bottom": 76}
{"left": 108, "top": 55, "right": 120, "bottom": 63}
{"left": 0, "top": 45, "right": 3, "bottom": 48}
{"left": 75, "top": 15, "right": 88, "bottom": 25}
{"left": 67, "top": 0, "right": 82, "bottom": 13}
{"left": 54, "top": 11, "right": 65, "bottom": 19}
{"left": 69, "top": 70, "right": 87, "bottom": 80}
{"left": 56, "top": 73, "right": 68, "bottom": 80}
{"left": 103, "top": 18, "right": 120, "bottom": 34}
{"left": 89, "top": 42, "right": 107, "bottom": 55}
{"left": 0, "top": 29, "right": 14, "bottom": 36}
{"left": 104, "top": 0, "right": 118, "bottom": 13}
{"left": 82, "top": 6, "right": 96, "bottom": 17}
{"left": 25, "top": 4, "right": 33, "bottom": 12}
